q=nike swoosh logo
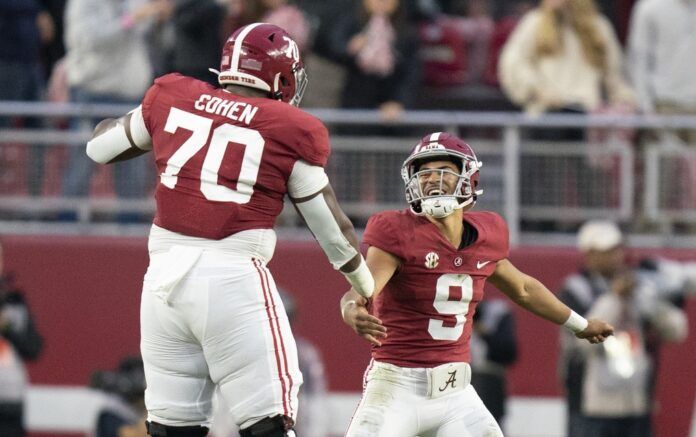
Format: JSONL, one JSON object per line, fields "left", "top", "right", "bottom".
{"left": 477, "top": 260, "right": 491, "bottom": 269}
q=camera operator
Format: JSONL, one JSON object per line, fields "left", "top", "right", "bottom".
{"left": 558, "top": 221, "right": 689, "bottom": 437}
{"left": 90, "top": 356, "right": 147, "bottom": 437}
{"left": 0, "top": 244, "right": 43, "bottom": 437}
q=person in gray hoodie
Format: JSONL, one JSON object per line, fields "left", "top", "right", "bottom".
{"left": 61, "top": 0, "right": 171, "bottom": 215}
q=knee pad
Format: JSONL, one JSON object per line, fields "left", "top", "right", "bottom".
{"left": 146, "top": 421, "right": 209, "bottom": 437}
{"left": 239, "top": 415, "right": 295, "bottom": 437}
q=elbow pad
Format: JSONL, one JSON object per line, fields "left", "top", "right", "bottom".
{"left": 86, "top": 105, "right": 152, "bottom": 163}
{"left": 86, "top": 120, "right": 133, "bottom": 164}
{"left": 295, "top": 194, "right": 358, "bottom": 270}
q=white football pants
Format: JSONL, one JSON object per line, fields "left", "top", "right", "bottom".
{"left": 140, "top": 247, "right": 302, "bottom": 429}
{"left": 346, "top": 360, "right": 503, "bottom": 437}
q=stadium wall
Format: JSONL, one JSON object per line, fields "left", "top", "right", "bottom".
{"left": 2, "top": 235, "right": 694, "bottom": 436}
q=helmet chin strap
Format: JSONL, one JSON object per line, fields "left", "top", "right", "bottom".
{"left": 421, "top": 195, "right": 475, "bottom": 218}
{"left": 421, "top": 197, "right": 458, "bottom": 218}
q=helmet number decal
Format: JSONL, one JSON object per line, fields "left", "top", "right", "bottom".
{"left": 427, "top": 273, "right": 474, "bottom": 341}
{"left": 282, "top": 36, "right": 300, "bottom": 62}
{"left": 161, "top": 107, "right": 264, "bottom": 203}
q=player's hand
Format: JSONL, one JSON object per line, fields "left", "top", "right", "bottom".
{"left": 575, "top": 319, "right": 614, "bottom": 344}
{"left": 343, "top": 297, "right": 387, "bottom": 347}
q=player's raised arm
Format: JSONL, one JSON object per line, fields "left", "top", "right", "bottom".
{"left": 340, "top": 245, "right": 400, "bottom": 346}
{"left": 488, "top": 259, "right": 614, "bottom": 344}
{"left": 288, "top": 161, "right": 374, "bottom": 298}
{"left": 86, "top": 105, "right": 152, "bottom": 164}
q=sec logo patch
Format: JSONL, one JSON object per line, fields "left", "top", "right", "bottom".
{"left": 425, "top": 252, "right": 439, "bottom": 269}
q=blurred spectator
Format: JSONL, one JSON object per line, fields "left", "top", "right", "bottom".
{"left": 558, "top": 220, "right": 689, "bottom": 437}
{"left": 167, "top": 0, "right": 222, "bottom": 86}
{"left": 636, "top": 257, "right": 696, "bottom": 307}
{"left": 627, "top": 0, "right": 696, "bottom": 216}
{"left": 224, "top": 0, "right": 312, "bottom": 53}
{"left": 40, "top": 0, "right": 67, "bottom": 80}
{"left": 498, "top": 0, "right": 634, "bottom": 117}
{"left": 329, "top": 0, "right": 421, "bottom": 123}
{"left": 483, "top": 0, "right": 533, "bottom": 87}
{"left": 0, "top": 0, "right": 55, "bottom": 196}
{"left": 0, "top": 243, "right": 44, "bottom": 437}
{"left": 286, "top": 0, "right": 351, "bottom": 109}
{"left": 420, "top": 0, "right": 494, "bottom": 87}
{"left": 210, "top": 290, "right": 329, "bottom": 437}
{"left": 61, "top": 0, "right": 169, "bottom": 210}
{"left": 470, "top": 299, "right": 518, "bottom": 430}
{"left": 627, "top": 0, "right": 696, "bottom": 123}
{"left": 89, "top": 356, "right": 147, "bottom": 437}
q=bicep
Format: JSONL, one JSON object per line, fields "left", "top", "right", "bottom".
{"left": 488, "top": 259, "right": 528, "bottom": 299}
{"left": 365, "top": 246, "right": 400, "bottom": 297}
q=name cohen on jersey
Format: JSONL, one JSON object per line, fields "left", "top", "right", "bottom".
{"left": 194, "top": 94, "right": 259, "bottom": 125}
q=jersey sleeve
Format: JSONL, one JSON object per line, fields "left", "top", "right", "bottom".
{"left": 141, "top": 73, "right": 188, "bottom": 135}
{"left": 283, "top": 111, "right": 331, "bottom": 167}
{"left": 486, "top": 212, "right": 510, "bottom": 261}
{"left": 363, "top": 212, "right": 405, "bottom": 260}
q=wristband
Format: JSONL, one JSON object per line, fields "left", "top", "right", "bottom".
{"left": 563, "top": 310, "right": 589, "bottom": 334}
{"left": 343, "top": 257, "right": 374, "bottom": 298}
{"left": 341, "top": 299, "right": 357, "bottom": 320}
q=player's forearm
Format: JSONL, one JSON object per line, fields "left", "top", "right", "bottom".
{"left": 329, "top": 194, "right": 361, "bottom": 265}
{"left": 512, "top": 277, "right": 572, "bottom": 325}
{"left": 293, "top": 184, "right": 374, "bottom": 297}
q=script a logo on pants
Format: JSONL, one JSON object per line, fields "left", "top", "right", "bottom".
{"left": 439, "top": 370, "right": 458, "bottom": 392}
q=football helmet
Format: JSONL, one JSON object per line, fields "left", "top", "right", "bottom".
{"left": 211, "top": 23, "right": 307, "bottom": 106}
{"left": 401, "top": 132, "right": 483, "bottom": 218}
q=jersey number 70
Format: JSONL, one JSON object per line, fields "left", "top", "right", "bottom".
{"left": 161, "top": 107, "right": 265, "bottom": 203}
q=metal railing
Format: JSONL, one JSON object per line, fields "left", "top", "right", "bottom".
{"left": 2, "top": 101, "right": 696, "bottom": 245}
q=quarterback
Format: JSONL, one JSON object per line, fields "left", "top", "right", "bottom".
{"left": 85, "top": 24, "right": 374, "bottom": 437}
{"left": 340, "top": 132, "right": 614, "bottom": 436}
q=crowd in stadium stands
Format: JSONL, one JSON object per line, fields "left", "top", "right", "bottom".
{"left": 1, "top": 0, "right": 695, "bottom": 231}
{"left": 2, "top": 0, "right": 692, "bottom": 114}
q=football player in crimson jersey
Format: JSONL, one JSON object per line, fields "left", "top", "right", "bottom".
{"left": 340, "top": 132, "right": 615, "bottom": 437}
{"left": 84, "top": 23, "right": 374, "bottom": 437}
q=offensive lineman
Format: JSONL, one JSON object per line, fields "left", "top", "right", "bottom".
{"left": 85, "top": 24, "right": 374, "bottom": 437}
{"left": 340, "top": 132, "right": 615, "bottom": 436}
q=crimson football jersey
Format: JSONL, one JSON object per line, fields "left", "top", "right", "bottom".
{"left": 363, "top": 210, "right": 509, "bottom": 367}
{"left": 141, "top": 73, "right": 330, "bottom": 239}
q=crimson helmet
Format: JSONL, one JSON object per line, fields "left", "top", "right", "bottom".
{"left": 212, "top": 23, "right": 307, "bottom": 106}
{"left": 401, "top": 132, "right": 483, "bottom": 217}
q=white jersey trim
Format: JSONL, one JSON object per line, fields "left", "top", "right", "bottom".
{"left": 148, "top": 224, "right": 277, "bottom": 262}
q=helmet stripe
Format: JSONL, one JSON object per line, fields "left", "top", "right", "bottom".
{"left": 231, "top": 22, "right": 263, "bottom": 74}
{"left": 429, "top": 132, "right": 442, "bottom": 142}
